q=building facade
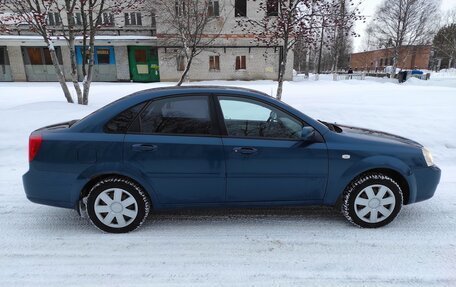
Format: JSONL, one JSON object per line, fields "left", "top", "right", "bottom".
{"left": 0, "top": 1, "right": 293, "bottom": 83}
{"left": 350, "top": 45, "right": 432, "bottom": 72}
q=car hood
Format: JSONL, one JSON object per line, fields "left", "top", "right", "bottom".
{"left": 337, "top": 124, "right": 422, "bottom": 148}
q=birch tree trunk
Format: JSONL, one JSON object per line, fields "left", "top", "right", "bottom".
{"left": 68, "top": 38, "right": 83, "bottom": 104}
{"left": 177, "top": 49, "right": 195, "bottom": 86}
{"left": 46, "top": 40, "right": 74, "bottom": 104}
{"left": 82, "top": 9, "right": 97, "bottom": 105}
{"left": 65, "top": 0, "right": 83, "bottom": 104}
{"left": 82, "top": 37, "right": 95, "bottom": 105}
{"left": 304, "top": 48, "right": 311, "bottom": 77}
{"left": 65, "top": 0, "right": 82, "bottom": 104}
{"left": 276, "top": 46, "right": 288, "bottom": 101}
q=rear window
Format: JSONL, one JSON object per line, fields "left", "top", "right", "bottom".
{"left": 105, "top": 102, "right": 146, "bottom": 133}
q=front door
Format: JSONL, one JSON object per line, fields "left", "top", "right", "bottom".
{"left": 216, "top": 96, "right": 328, "bottom": 202}
{"left": 123, "top": 95, "right": 225, "bottom": 205}
{"left": 128, "top": 46, "right": 160, "bottom": 82}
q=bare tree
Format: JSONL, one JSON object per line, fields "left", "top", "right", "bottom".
{"left": 238, "top": 0, "right": 363, "bottom": 100}
{"left": 0, "top": 0, "right": 74, "bottom": 103}
{"left": 433, "top": 24, "right": 456, "bottom": 69}
{"left": 151, "top": 0, "right": 226, "bottom": 86}
{"left": 327, "top": 0, "right": 355, "bottom": 72}
{"left": 0, "top": 0, "right": 143, "bottom": 105}
{"left": 368, "top": 0, "right": 440, "bottom": 76}
{"left": 61, "top": 0, "right": 144, "bottom": 105}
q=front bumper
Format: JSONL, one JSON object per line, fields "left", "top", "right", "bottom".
{"left": 411, "top": 165, "right": 441, "bottom": 203}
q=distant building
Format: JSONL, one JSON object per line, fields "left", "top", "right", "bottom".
{"left": 0, "top": 0, "right": 293, "bottom": 83}
{"left": 350, "top": 45, "right": 432, "bottom": 72}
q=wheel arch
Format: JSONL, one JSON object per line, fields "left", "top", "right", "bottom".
{"left": 327, "top": 155, "right": 417, "bottom": 207}
{"left": 333, "top": 167, "right": 411, "bottom": 209}
{"left": 354, "top": 168, "right": 409, "bottom": 203}
{"left": 79, "top": 173, "right": 156, "bottom": 209}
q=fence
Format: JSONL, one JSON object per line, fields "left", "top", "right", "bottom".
{"left": 332, "top": 73, "right": 366, "bottom": 81}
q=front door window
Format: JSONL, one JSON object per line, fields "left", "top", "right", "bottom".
{"left": 218, "top": 96, "right": 303, "bottom": 139}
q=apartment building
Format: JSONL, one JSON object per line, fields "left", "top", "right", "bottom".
{"left": 0, "top": 0, "right": 293, "bottom": 83}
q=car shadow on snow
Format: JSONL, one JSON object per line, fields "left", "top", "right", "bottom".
{"left": 32, "top": 205, "right": 348, "bottom": 233}
{"left": 33, "top": 204, "right": 423, "bottom": 233}
{"left": 141, "top": 206, "right": 348, "bottom": 230}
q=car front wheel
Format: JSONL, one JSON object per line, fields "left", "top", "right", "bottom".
{"left": 86, "top": 177, "right": 150, "bottom": 233}
{"left": 342, "top": 173, "right": 403, "bottom": 228}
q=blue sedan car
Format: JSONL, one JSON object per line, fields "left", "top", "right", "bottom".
{"left": 23, "top": 86, "right": 441, "bottom": 233}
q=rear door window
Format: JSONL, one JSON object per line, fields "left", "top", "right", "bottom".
{"left": 131, "top": 96, "right": 217, "bottom": 136}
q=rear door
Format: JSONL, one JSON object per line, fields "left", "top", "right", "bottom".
{"left": 123, "top": 95, "right": 225, "bottom": 205}
{"left": 216, "top": 95, "right": 328, "bottom": 202}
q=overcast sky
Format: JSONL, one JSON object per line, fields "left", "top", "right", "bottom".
{"left": 353, "top": 0, "right": 456, "bottom": 52}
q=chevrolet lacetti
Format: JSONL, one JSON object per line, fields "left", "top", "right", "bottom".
{"left": 23, "top": 86, "right": 441, "bottom": 233}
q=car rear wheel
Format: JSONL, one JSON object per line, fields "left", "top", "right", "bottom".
{"left": 342, "top": 173, "right": 403, "bottom": 228}
{"left": 86, "top": 177, "right": 150, "bottom": 233}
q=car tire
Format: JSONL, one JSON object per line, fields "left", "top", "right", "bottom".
{"left": 86, "top": 177, "right": 150, "bottom": 233}
{"left": 342, "top": 173, "right": 403, "bottom": 228}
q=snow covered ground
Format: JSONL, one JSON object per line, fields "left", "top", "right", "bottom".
{"left": 0, "top": 75, "right": 455, "bottom": 286}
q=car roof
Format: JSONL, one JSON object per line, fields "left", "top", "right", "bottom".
{"left": 128, "top": 85, "right": 272, "bottom": 98}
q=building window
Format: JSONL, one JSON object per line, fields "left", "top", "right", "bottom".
{"left": 0, "top": 47, "right": 7, "bottom": 66}
{"left": 390, "top": 57, "right": 394, "bottom": 65}
{"left": 125, "top": 12, "right": 142, "bottom": 26}
{"left": 175, "top": 1, "right": 186, "bottom": 16}
{"left": 267, "top": 0, "right": 278, "bottom": 16}
{"left": 209, "top": 55, "right": 220, "bottom": 71}
{"left": 47, "top": 12, "right": 61, "bottom": 26}
{"left": 380, "top": 58, "right": 383, "bottom": 66}
{"left": 75, "top": 47, "right": 115, "bottom": 65}
{"left": 99, "top": 12, "right": 114, "bottom": 26}
{"left": 151, "top": 11, "right": 156, "bottom": 28}
{"left": 208, "top": 0, "right": 220, "bottom": 17}
{"left": 96, "top": 48, "right": 111, "bottom": 64}
{"left": 25, "top": 47, "right": 62, "bottom": 65}
{"left": 235, "top": 56, "right": 246, "bottom": 70}
{"left": 74, "top": 13, "right": 83, "bottom": 26}
{"left": 177, "top": 56, "right": 185, "bottom": 71}
{"left": 235, "top": 0, "right": 247, "bottom": 17}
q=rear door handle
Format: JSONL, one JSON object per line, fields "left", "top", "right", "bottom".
{"left": 233, "top": 147, "right": 258, "bottom": 155}
{"left": 132, "top": 144, "right": 158, "bottom": 152}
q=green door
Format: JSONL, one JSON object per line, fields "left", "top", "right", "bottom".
{"left": 129, "top": 46, "right": 160, "bottom": 82}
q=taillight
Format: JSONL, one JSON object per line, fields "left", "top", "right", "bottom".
{"left": 29, "top": 134, "right": 42, "bottom": 162}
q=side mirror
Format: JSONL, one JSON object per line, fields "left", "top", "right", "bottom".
{"left": 301, "top": 126, "right": 315, "bottom": 141}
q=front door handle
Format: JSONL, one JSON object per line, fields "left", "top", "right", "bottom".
{"left": 233, "top": 147, "right": 258, "bottom": 155}
{"left": 132, "top": 144, "right": 158, "bottom": 152}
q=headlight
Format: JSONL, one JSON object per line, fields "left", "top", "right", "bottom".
{"left": 422, "top": 147, "right": 434, "bottom": 167}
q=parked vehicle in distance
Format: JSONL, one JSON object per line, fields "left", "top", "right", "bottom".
{"left": 23, "top": 86, "right": 441, "bottom": 233}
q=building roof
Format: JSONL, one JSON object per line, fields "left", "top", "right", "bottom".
{"left": 351, "top": 45, "right": 432, "bottom": 56}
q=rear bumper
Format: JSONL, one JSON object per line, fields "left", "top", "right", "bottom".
{"left": 23, "top": 169, "right": 78, "bottom": 209}
{"left": 410, "top": 165, "right": 441, "bottom": 204}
